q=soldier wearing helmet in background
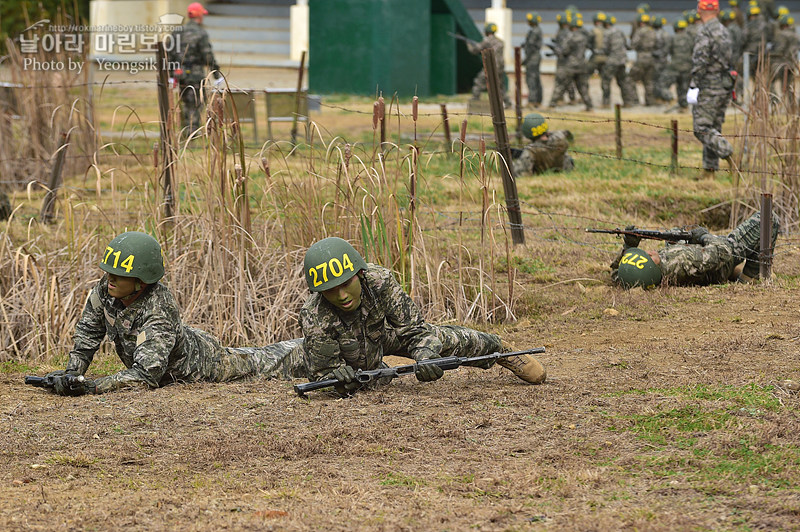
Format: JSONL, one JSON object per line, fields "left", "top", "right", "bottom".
{"left": 611, "top": 212, "right": 779, "bottom": 288}
{"left": 511, "top": 113, "right": 574, "bottom": 176}
{"left": 601, "top": 15, "right": 638, "bottom": 107}
{"left": 523, "top": 12, "right": 543, "bottom": 107}
{"left": 299, "top": 238, "right": 546, "bottom": 395}
{"left": 42, "top": 232, "right": 305, "bottom": 396}
{"left": 667, "top": 19, "right": 695, "bottom": 112}
{"left": 743, "top": 4, "right": 768, "bottom": 78}
{"left": 467, "top": 23, "right": 511, "bottom": 107}
{"left": 692, "top": 0, "right": 736, "bottom": 179}
{"left": 168, "top": 2, "right": 222, "bottom": 135}
{"left": 630, "top": 13, "right": 658, "bottom": 106}
{"left": 587, "top": 12, "right": 609, "bottom": 85}
{"left": 687, "top": 11, "right": 702, "bottom": 41}
{"left": 729, "top": 0, "right": 746, "bottom": 26}
{"left": 721, "top": 10, "right": 745, "bottom": 101}
{"left": 652, "top": 15, "right": 673, "bottom": 103}
{"left": 552, "top": 13, "right": 577, "bottom": 105}
{"left": 548, "top": 17, "right": 593, "bottom": 111}
{"left": 771, "top": 13, "right": 799, "bottom": 97}
{"left": 631, "top": 3, "right": 651, "bottom": 39}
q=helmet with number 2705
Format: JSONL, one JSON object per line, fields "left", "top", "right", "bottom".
{"left": 99, "top": 231, "right": 165, "bottom": 284}
{"left": 304, "top": 237, "right": 368, "bottom": 292}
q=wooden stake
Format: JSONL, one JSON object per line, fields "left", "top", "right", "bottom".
{"left": 40, "top": 130, "right": 69, "bottom": 224}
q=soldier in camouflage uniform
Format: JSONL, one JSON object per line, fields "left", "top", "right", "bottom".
{"left": 588, "top": 12, "right": 609, "bottom": 88}
{"left": 669, "top": 20, "right": 695, "bottom": 111}
{"left": 299, "top": 238, "right": 546, "bottom": 395}
{"left": 721, "top": 10, "right": 745, "bottom": 101}
{"left": 467, "top": 23, "right": 511, "bottom": 107}
{"left": 548, "top": 18, "right": 593, "bottom": 111}
{"left": 511, "top": 113, "right": 574, "bottom": 176}
{"left": 743, "top": 5, "right": 768, "bottom": 79}
{"left": 729, "top": 0, "right": 746, "bottom": 27}
{"left": 168, "top": 2, "right": 222, "bottom": 135}
{"left": 630, "top": 13, "right": 658, "bottom": 106}
{"left": 692, "top": 0, "right": 735, "bottom": 176}
{"left": 45, "top": 232, "right": 305, "bottom": 396}
{"left": 601, "top": 16, "right": 638, "bottom": 107}
{"left": 611, "top": 212, "right": 779, "bottom": 287}
{"left": 651, "top": 16, "right": 673, "bottom": 102}
{"left": 523, "top": 13, "right": 543, "bottom": 107}
{"left": 770, "top": 13, "right": 799, "bottom": 96}
{"left": 552, "top": 14, "right": 577, "bottom": 105}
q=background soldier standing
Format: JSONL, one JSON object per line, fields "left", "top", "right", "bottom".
{"left": 668, "top": 19, "right": 694, "bottom": 112}
{"left": 523, "top": 12, "right": 543, "bottom": 107}
{"left": 511, "top": 113, "right": 574, "bottom": 176}
{"left": 43, "top": 232, "right": 305, "bottom": 396}
{"left": 721, "top": 10, "right": 745, "bottom": 101}
{"left": 630, "top": 13, "right": 657, "bottom": 106}
{"left": 169, "top": 2, "right": 222, "bottom": 135}
{"left": 467, "top": 23, "right": 511, "bottom": 107}
{"left": 548, "top": 18, "right": 593, "bottom": 111}
{"left": 588, "top": 12, "right": 609, "bottom": 91}
{"left": 692, "top": 0, "right": 735, "bottom": 178}
{"left": 601, "top": 15, "right": 637, "bottom": 107}
{"left": 743, "top": 4, "right": 768, "bottom": 79}
{"left": 771, "top": 13, "right": 799, "bottom": 97}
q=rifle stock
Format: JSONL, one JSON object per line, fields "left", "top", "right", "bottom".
{"left": 294, "top": 347, "right": 546, "bottom": 397}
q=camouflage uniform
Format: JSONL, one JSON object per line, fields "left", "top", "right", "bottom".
{"left": 653, "top": 24, "right": 672, "bottom": 101}
{"left": 0, "top": 189, "right": 10, "bottom": 220}
{"left": 630, "top": 23, "right": 657, "bottom": 105}
{"left": 611, "top": 212, "right": 779, "bottom": 286}
{"left": 299, "top": 264, "right": 501, "bottom": 383}
{"left": 554, "top": 24, "right": 577, "bottom": 103}
{"left": 467, "top": 35, "right": 510, "bottom": 105}
{"left": 523, "top": 24, "right": 543, "bottom": 106}
{"left": 169, "top": 19, "right": 220, "bottom": 133}
{"left": 692, "top": 16, "right": 734, "bottom": 171}
{"left": 511, "top": 130, "right": 574, "bottom": 176}
{"left": 744, "top": 13, "right": 768, "bottom": 77}
{"left": 669, "top": 29, "right": 695, "bottom": 109}
{"left": 549, "top": 29, "right": 593, "bottom": 110}
{"left": 724, "top": 19, "right": 745, "bottom": 99}
{"left": 601, "top": 25, "right": 637, "bottom": 106}
{"left": 771, "top": 24, "right": 799, "bottom": 94}
{"left": 588, "top": 24, "right": 607, "bottom": 80}
{"left": 66, "top": 277, "right": 305, "bottom": 393}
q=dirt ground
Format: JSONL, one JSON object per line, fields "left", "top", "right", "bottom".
{"left": 3, "top": 281, "right": 799, "bottom": 531}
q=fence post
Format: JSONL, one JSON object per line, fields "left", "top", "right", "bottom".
{"left": 291, "top": 50, "right": 306, "bottom": 145}
{"left": 156, "top": 42, "right": 175, "bottom": 221}
{"left": 441, "top": 103, "right": 452, "bottom": 152}
{"left": 514, "top": 46, "right": 522, "bottom": 143}
{"left": 39, "top": 130, "right": 69, "bottom": 224}
{"left": 615, "top": 104, "right": 623, "bottom": 159}
{"left": 670, "top": 120, "right": 678, "bottom": 175}
{"left": 481, "top": 47, "right": 525, "bottom": 245}
{"left": 759, "top": 193, "right": 773, "bottom": 281}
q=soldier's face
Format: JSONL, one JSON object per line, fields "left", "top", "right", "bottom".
{"left": 107, "top": 273, "right": 137, "bottom": 299}
{"left": 322, "top": 275, "right": 362, "bottom": 312}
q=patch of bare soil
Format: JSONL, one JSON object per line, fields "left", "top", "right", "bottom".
{"left": 2, "top": 285, "right": 799, "bottom": 531}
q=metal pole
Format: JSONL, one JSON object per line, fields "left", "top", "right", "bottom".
{"left": 743, "top": 53, "right": 750, "bottom": 105}
{"left": 291, "top": 50, "right": 306, "bottom": 145}
{"left": 759, "top": 193, "right": 773, "bottom": 280}
{"left": 481, "top": 47, "right": 525, "bottom": 245}
{"left": 615, "top": 104, "right": 622, "bottom": 159}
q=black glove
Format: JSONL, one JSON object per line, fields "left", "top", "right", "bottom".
{"left": 52, "top": 375, "right": 95, "bottom": 397}
{"left": 622, "top": 225, "right": 641, "bottom": 249}
{"left": 44, "top": 370, "right": 67, "bottom": 379}
{"left": 415, "top": 351, "right": 445, "bottom": 382}
{"left": 325, "top": 365, "right": 361, "bottom": 396}
{"left": 689, "top": 226, "right": 710, "bottom": 245}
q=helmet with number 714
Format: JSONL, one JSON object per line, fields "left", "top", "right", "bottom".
{"left": 304, "top": 237, "right": 368, "bottom": 292}
{"left": 617, "top": 247, "right": 662, "bottom": 289}
{"left": 99, "top": 231, "right": 165, "bottom": 284}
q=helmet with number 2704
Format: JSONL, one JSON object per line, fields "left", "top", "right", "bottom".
{"left": 304, "top": 237, "right": 368, "bottom": 292}
{"left": 99, "top": 231, "right": 165, "bottom": 284}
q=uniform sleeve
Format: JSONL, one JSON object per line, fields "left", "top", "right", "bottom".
{"left": 373, "top": 271, "right": 442, "bottom": 360}
{"left": 199, "top": 32, "right": 221, "bottom": 76}
{"left": 93, "top": 316, "right": 178, "bottom": 393}
{"left": 299, "top": 306, "right": 344, "bottom": 381}
{"left": 65, "top": 284, "right": 107, "bottom": 375}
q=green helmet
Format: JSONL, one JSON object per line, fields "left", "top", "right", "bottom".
{"left": 778, "top": 5, "right": 790, "bottom": 16}
{"left": 99, "top": 231, "right": 164, "bottom": 284}
{"left": 730, "top": 0, "right": 739, "bottom": 6}
{"left": 779, "top": 13, "right": 794, "bottom": 25}
{"left": 638, "top": 13, "right": 651, "bottom": 24}
{"left": 522, "top": 113, "right": 549, "bottom": 140}
{"left": 526, "top": 12, "right": 541, "bottom": 24}
{"left": 651, "top": 14, "right": 663, "bottom": 27}
{"left": 637, "top": 3, "right": 651, "bottom": 13}
{"left": 675, "top": 18, "right": 689, "bottom": 30}
{"left": 617, "top": 248, "right": 662, "bottom": 289}
{"left": 570, "top": 16, "right": 583, "bottom": 28}
{"left": 594, "top": 11, "right": 608, "bottom": 23}
{"left": 484, "top": 22, "right": 498, "bottom": 34}
{"left": 304, "top": 237, "right": 367, "bottom": 292}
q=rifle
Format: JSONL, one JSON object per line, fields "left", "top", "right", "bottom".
{"left": 294, "top": 347, "right": 546, "bottom": 397}
{"left": 585, "top": 227, "right": 693, "bottom": 242}
{"left": 25, "top": 374, "right": 86, "bottom": 392}
{"left": 447, "top": 31, "right": 478, "bottom": 47}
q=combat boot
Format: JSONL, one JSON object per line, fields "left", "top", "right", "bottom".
{"left": 497, "top": 354, "right": 546, "bottom": 384}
